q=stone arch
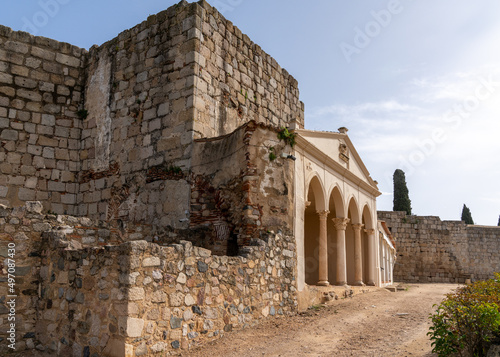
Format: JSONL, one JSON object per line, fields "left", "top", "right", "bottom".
{"left": 305, "top": 174, "right": 326, "bottom": 211}
{"left": 327, "top": 185, "right": 345, "bottom": 219}
{"left": 304, "top": 175, "right": 327, "bottom": 285}
{"left": 347, "top": 196, "right": 361, "bottom": 224}
{"left": 362, "top": 204, "right": 374, "bottom": 229}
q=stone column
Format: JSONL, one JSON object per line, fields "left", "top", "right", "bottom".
{"left": 383, "top": 244, "right": 388, "bottom": 284}
{"left": 333, "top": 218, "right": 350, "bottom": 286}
{"left": 364, "top": 228, "right": 376, "bottom": 286}
{"left": 317, "top": 210, "right": 330, "bottom": 286}
{"left": 352, "top": 223, "right": 364, "bottom": 286}
{"left": 389, "top": 250, "right": 393, "bottom": 284}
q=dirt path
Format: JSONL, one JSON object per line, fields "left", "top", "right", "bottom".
{"left": 184, "top": 283, "right": 458, "bottom": 357}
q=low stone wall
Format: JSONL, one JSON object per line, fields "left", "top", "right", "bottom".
{"left": 378, "top": 211, "right": 500, "bottom": 283}
{"left": 0, "top": 202, "right": 297, "bottom": 355}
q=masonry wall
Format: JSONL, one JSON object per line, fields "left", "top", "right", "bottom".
{"left": 190, "top": 122, "right": 295, "bottom": 255}
{"left": 79, "top": 3, "right": 199, "bottom": 226}
{"left": 193, "top": 0, "right": 304, "bottom": 138}
{"left": 0, "top": 202, "right": 166, "bottom": 354}
{"left": 0, "top": 202, "right": 297, "bottom": 356}
{"left": 77, "top": 0, "right": 303, "bottom": 228}
{"left": 378, "top": 211, "right": 500, "bottom": 283}
{"left": 0, "top": 26, "right": 86, "bottom": 215}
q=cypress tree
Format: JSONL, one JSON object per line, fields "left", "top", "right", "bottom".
{"left": 393, "top": 169, "right": 412, "bottom": 215}
{"left": 461, "top": 204, "right": 474, "bottom": 225}
{"left": 497, "top": 215, "right": 500, "bottom": 226}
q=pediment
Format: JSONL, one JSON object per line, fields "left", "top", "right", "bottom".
{"left": 296, "top": 129, "right": 379, "bottom": 192}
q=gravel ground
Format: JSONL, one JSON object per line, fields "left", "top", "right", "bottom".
{"left": 183, "top": 283, "right": 459, "bottom": 357}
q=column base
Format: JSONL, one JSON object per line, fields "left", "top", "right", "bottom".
{"left": 366, "top": 281, "right": 376, "bottom": 286}
{"left": 353, "top": 281, "right": 365, "bottom": 286}
{"left": 336, "top": 281, "right": 347, "bottom": 286}
{"left": 317, "top": 280, "right": 329, "bottom": 286}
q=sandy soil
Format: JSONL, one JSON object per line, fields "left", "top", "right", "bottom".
{"left": 183, "top": 283, "right": 459, "bottom": 357}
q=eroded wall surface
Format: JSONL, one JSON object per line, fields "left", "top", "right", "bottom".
{"left": 79, "top": 4, "right": 199, "bottom": 225}
{"left": 379, "top": 211, "right": 500, "bottom": 283}
{"left": 191, "top": 122, "right": 295, "bottom": 255}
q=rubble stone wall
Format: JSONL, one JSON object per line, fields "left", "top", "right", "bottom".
{"left": 0, "top": 26, "right": 86, "bottom": 215}
{"left": 0, "top": 202, "right": 297, "bottom": 356}
{"left": 378, "top": 211, "right": 500, "bottom": 283}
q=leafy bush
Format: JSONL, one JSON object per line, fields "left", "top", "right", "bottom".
{"left": 428, "top": 274, "right": 500, "bottom": 356}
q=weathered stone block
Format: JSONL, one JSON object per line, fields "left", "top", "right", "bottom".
{"left": 169, "top": 292, "right": 184, "bottom": 307}
{"left": 0, "top": 128, "right": 20, "bottom": 142}
{"left": 127, "top": 287, "right": 145, "bottom": 301}
{"left": 118, "top": 317, "right": 144, "bottom": 337}
{"left": 55, "top": 53, "right": 81, "bottom": 67}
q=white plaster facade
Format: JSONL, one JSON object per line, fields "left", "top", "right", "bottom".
{"left": 293, "top": 128, "right": 390, "bottom": 292}
{"left": 378, "top": 221, "right": 397, "bottom": 287}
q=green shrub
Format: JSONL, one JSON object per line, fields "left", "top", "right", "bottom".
{"left": 428, "top": 274, "right": 500, "bottom": 356}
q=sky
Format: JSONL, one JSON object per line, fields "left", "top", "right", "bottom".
{"left": 1, "top": 0, "right": 499, "bottom": 225}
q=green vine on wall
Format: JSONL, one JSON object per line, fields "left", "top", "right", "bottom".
{"left": 277, "top": 127, "right": 296, "bottom": 148}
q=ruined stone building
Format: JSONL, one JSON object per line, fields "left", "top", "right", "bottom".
{"left": 0, "top": 1, "right": 394, "bottom": 355}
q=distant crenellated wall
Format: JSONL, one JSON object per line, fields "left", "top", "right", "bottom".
{"left": 378, "top": 211, "right": 500, "bottom": 283}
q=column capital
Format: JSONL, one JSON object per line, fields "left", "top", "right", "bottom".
{"left": 352, "top": 223, "right": 364, "bottom": 232}
{"left": 332, "top": 217, "right": 350, "bottom": 230}
{"left": 364, "top": 228, "right": 376, "bottom": 235}
{"left": 316, "top": 210, "right": 330, "bottom": 219}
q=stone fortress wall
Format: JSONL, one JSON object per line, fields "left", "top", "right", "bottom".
{"left": 0, "top": 25, "right": 86, "bottom": 215}
{"left": 0, "top": 0, "right": 304, "bottom": 226}
{"left": 378, "top": 211, "right": 500, "bottom": 283}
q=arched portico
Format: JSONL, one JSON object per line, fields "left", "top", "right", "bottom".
{"left": 294, "top": 128, "right": 383, "bottom": 295}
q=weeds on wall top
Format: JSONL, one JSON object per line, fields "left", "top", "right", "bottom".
{"left": 277, "top": 127, "right": 296, "bottom": 148}
{"left": 268, "top": 146, "right": 277, "bottom": 161}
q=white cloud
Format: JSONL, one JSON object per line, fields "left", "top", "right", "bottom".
{"left": 309, "top": 100, "right": 419, "bottom": 119}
